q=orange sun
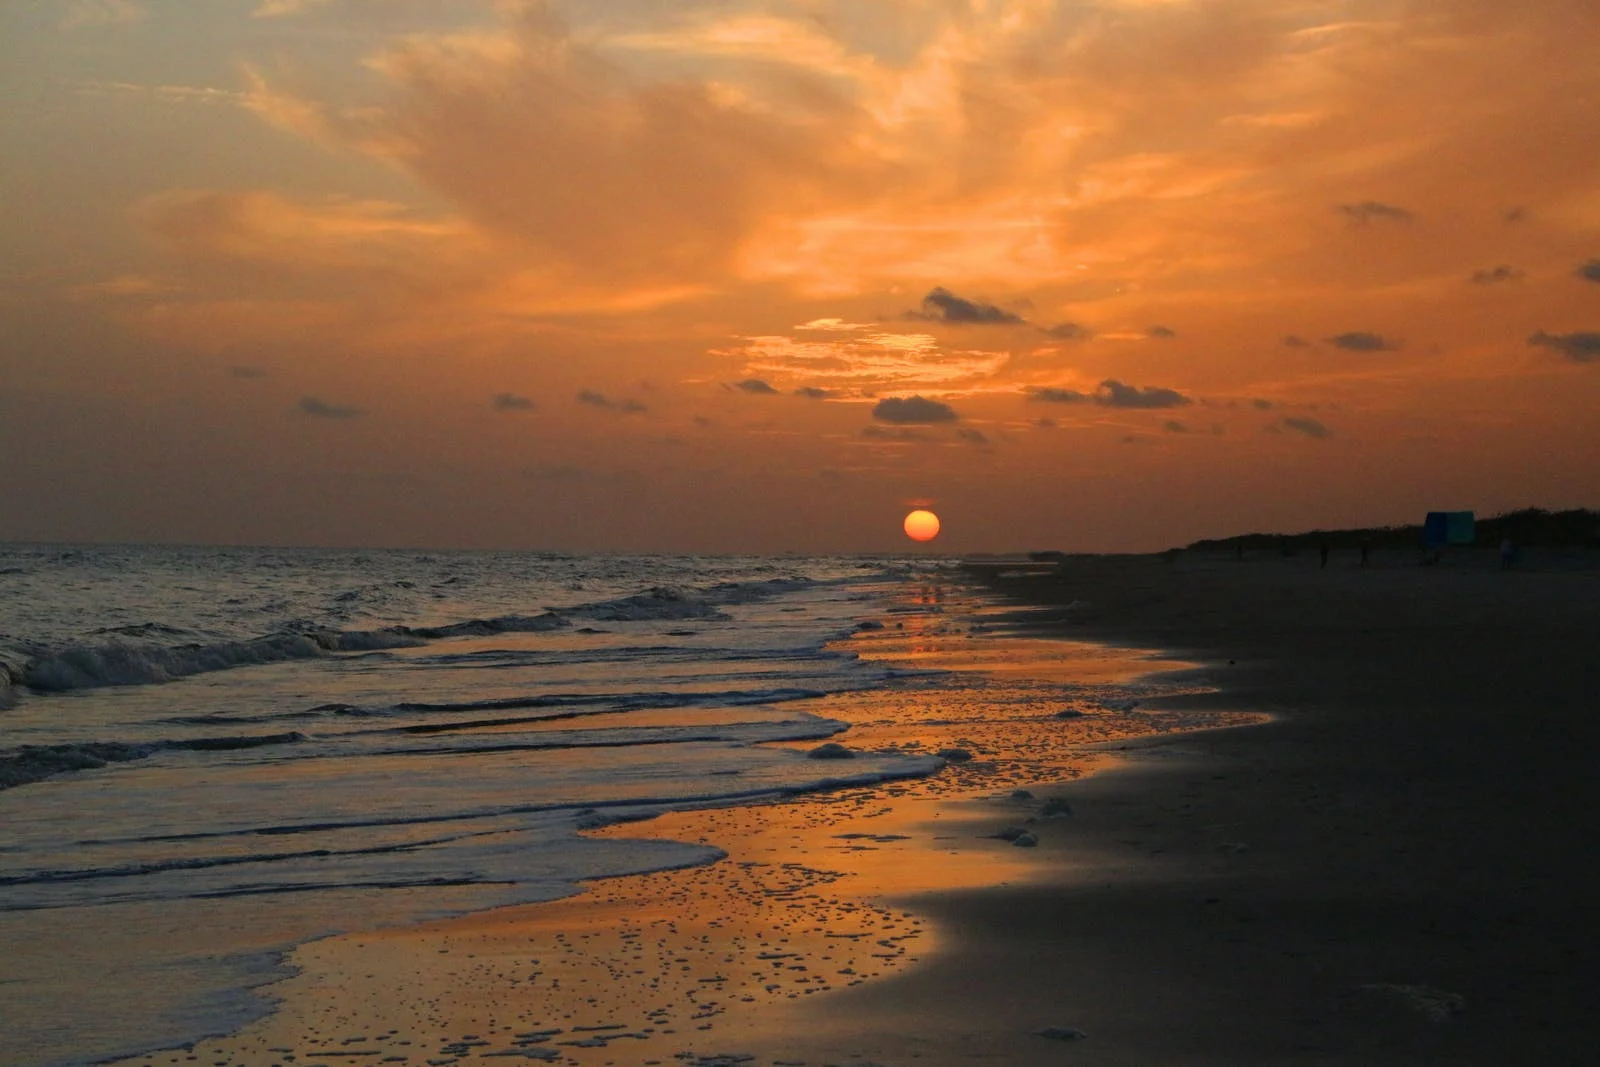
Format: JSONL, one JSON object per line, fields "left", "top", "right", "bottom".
{"left": 903, "top": 509, "right": 941, "bottom": 542}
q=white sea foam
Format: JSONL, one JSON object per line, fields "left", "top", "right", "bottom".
{"left": 561, "top": 586, "right": 729, "bottom": 622}
{"left": 0, "top": 547, "right": 947, "bottom": 1067}
{"left": 4, "top": 569, "right": 849, "bottom": 696}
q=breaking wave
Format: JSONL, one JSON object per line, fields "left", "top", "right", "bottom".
{"left": 0, "top": 732, "right": 307, "bottom": 791}
{"left": 7, "top": 577, "right": 826, "bottom": 697}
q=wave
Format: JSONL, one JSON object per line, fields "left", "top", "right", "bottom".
{"left": 19, "top": 631, "right": 415, "bottom": 692}
{"left": 0, "top": 732, "right": 306, "bottom": 791}
{"left": 14, "top": 615, "right": 572, "bottom": 694}
{"left": 389, "top": 685, "right": 827, "bottom": 716}
{"left": 559, "top": 586, "right": 730, "bottom": 622}
{"left": 7, "top": 572, "right": 843, "bottom": 698}
{"left": 1, "top": 685, "right": 834, "bottom": 790}
{"left": 401, "top": 613, "right": 570, "bottom": 640}
{"left": 1, "top": 752, "right": 944, "bottom": 905}
{"left": 159, "top": 685, "right": 831, "bottom": 730}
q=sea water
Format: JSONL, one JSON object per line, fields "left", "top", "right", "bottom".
{"left": 0, "top": 546, "right": 1202, "bottom": 1067}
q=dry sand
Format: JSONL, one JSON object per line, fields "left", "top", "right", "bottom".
{"left": 110, "top": 551, "right": 1600, "bottom": 1066}
{"left": 886, "top": 548, "right": 1600, "bottom": 1065}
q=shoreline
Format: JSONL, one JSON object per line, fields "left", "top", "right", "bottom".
{"left": 874, "top": 551, "right": 1600, "bottom": 1064}
{"left": 107, "top": 585, "right": 1252, "bottom": 1067}
{"left": 104, "top": 550, "right": 1600, "bottom": 1065}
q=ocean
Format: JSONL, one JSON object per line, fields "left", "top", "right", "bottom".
{"left": 0, "top": 545, "right": 1224, "bottom": 1067}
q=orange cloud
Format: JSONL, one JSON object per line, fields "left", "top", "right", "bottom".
{"left": 26, "top": 0, "right": 1600, "bottom": 550}
{"left": 717, "top": 326, "right": 1012, "bottom": 397}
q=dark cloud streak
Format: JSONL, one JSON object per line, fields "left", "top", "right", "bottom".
{"left": 1337, "top": 201, "right": 1414, "bottom": 225}
{"left": 872, "top": 395, "right": 958, "bottom": 423}
{"left": 577, "top": 389, "right": 646, "bottom": 413}
{"left": 1470, "top": 265, "right": 1523, "bottom": 285}
{"left": 1095, "top": 379, "right": 1191, "bottom": 409}
{"left": 1042, "top": 322, "right": 1093, "bottom": 340}
{"left": 907, "top": 287, "right": 1025, "bottom": 325}
{"left": 492, "top": 392, "right": 535, "bottom": 411}
{"left": 298, "top": 397, "right": 361, "bottom": 419}
{"left": 1528, "top": 330, "right": 1600, "bottom": 363}
{"left": 1026, "top": 386, "right": 1090, "bottom": 404}
{"left": 1282, "top": 417, "right": 1330, "bottom": 438}
{"left": 1327, "top": 331, "right": 1398, "bottom": 352}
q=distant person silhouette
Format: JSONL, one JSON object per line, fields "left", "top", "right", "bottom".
{"left": 1319, "top": 542, "right": 1330, "bottom": 569}
{"left": 1499, "top": 538, "right": 1517, "bottom": 570}
{"left": 1359, "top": 539, "right": 1371, "bottom": 567}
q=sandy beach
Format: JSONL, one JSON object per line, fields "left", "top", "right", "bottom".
{"left": 107, "top": 550, "right": 1600, "bottom": 1066}
{"left": 879, "top": 548, "right": 1600, "bottom": 1065}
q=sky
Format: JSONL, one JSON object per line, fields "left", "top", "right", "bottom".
{"left": 2, "top": 0, "right": 1597, "bottom": 553}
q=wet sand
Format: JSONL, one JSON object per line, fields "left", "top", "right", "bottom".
{"left": 878, "top": 549, "right": 1600, "bottom": 1065}
{"left": 113, "top": 551, "right": 1600, "bottom": 1066}
{"left": 111, "top": 604, "right": 1257, "bottom": 1067}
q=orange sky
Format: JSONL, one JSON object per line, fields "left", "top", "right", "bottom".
{"left": 2, "top": 0, "right": 1597, "bottom": 552}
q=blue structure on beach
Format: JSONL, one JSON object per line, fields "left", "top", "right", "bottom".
{"left": 1424, "top": 511, "right": 1475, "bottom": 548}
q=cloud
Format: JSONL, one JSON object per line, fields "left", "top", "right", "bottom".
{"left": 1028, "top": 381, "right": 1191, "bottom": 408}
{"left": 577, "top": 389, "right": 647, "bottom": 413}
{"left": 1282, "top": 416, "right": 1331, "bottom": 438}
{"left": 1336, "top": 201, "right": 1414, "bottom": 225}
{"left": 1282, "top": 335, "right": 1311, "bottom": 348}
{"left": 1251, "top": 398, "right": 1274, "bottom": 410}
{"left": 1528, "top": 330, "right": 1600, "bottom": 363}
{"left": 230, "top": 366, "right": 267, "bottom": 380}
{"left": 1147, "top": 325, "right": 1177, "bottom": 339}
{"left": 1470, "top": 265, "right": 1523, "bottom": 285}
{"left": 492, "top": 392, "right": 535, "bottom": 411}
{"left": 1033, "top": 417, "right": 1057, "bottom": 429}
{"left": 722, "top": 331, "right": 1006, "bottom": 396}
{"left": 138, "top": 189, "right": 487, "bottom": 288}
{"left": 299, "top": 396, "right": 361, "bottom": 419}
{"left": 1163, "top": 420, "right": 1189, "bottom": 434}
{"left": 1095, "top": 379, "right": 1191, "bottom": 409}
{"left": 76, "top": 81, "right": 247, "bottom": 107}
{"left": 956, "top": 427, "right": 990, "bottom": 445}
{"left": 1327, "top": 331, "right": 1398, "bottom": 352}
{"left": 1042, "top": 322, "right": 1093, "bottom": 340}
{"left": 794, "top": 386, "right": 831, "bottom": 399}
{"left": 795, "top": 318, "right": 870, "bottom": 332}
{"left": 1027, "top": 386, "right": 1091, "bottom": 404}
{"left": 61, "top": 0, "right": 145, "bottom": 30}
{"left": 731, "top": 378, "right": 778, "bottom": 394}
{"left": 253, "top": 0, "right": 332, "bottom": 16}
{"left": 907, "top": 287, "right": 1025, "bottom": 326}
{"left": 872, "top": 395, "right": 958, "bottom": 423}
{"left": 1577, "top": 260, "right": 1600, "bottom": 283}
{"left": 238, "top": 66, "right": 340, "bottom": 146}
{"left": 354, "top": 5, "right": 862, "bottom": 288}
{"left": 607, "top": 12, "right": 864, "bottom": 77}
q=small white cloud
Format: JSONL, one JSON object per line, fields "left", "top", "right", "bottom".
{"left": 252, "top": 0, "right": 333, "bottom": 17}
{"left": 794, "top": 318, "right": 870, "bottom": 332}
{"left": 76, "top": 81, "right": 246, "bottom": 107}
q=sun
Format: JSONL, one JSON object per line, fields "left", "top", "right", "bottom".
{"left": 903, "top": 509, "right": 941, "bottom": 542}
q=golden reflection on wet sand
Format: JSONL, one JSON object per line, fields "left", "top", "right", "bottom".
{"left": 115, "top": 591, "right": 1262, "bottom": 1067}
